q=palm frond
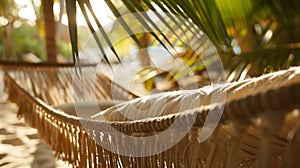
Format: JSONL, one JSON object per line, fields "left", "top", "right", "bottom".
{"left": 66, "top": 0, "right": 79, "bottom": 65}
{"left": 104, "top": 0, "right": 143, "bottom": 48}
{"left": 66, "top": 0, "right": 300, "bottom": 87}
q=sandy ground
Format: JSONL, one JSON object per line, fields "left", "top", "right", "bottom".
{"left": 0, "top": 71, "right": 70, "bottom": 168}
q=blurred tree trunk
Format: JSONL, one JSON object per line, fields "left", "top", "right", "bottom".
{"left": 139, "top": 33, "right": 151, "bottom": 67}
{"left": 41, "top": 0, "right": 57, "bottom": 63}
{"left": 1, "top": 1, "right": 17, "bottom": 61}
{"left": 3, "top": 24, "right": 17, "bottom": 61}
{"left": 139, "top": 33, "right": 156, "bottom": 91}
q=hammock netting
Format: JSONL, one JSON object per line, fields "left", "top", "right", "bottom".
{"left": 2, "top": 62, "right": 300, "bottom": 167}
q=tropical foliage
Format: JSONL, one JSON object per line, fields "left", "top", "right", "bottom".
{"left": 0, "top": 0, "right": 72, "bottom": 61}
{"left": 66, "top": 0, "right": 300, "bottom": 86}
{"left": 3, "top": 0, "right": 300, "bottom": 90}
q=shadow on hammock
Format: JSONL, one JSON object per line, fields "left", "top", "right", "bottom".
{"left": 1, "top": 61, "right": 300, "bottom": 167}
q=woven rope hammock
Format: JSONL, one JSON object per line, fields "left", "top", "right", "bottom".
{"left": 2, "top": 62, "right": 300, "bottom": 167}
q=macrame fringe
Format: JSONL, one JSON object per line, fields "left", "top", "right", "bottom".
{"left": 3, "top": 65, "right": 300, "bottom": 167}
{"left": 5, "top": 73, "right": 187, "bottom": 167}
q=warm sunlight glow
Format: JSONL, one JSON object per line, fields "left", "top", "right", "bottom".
{"left": 13, "top": 0, "right": 114, "bottom": 28}
{"left": 18, "top": 7, "right": 36, "bottom": 22}
{"left": 61, "top": 0, "right": 115, "bottom": 27}
{"left": 0, "top": 16, "right": 8, "bottom": 26}
{"left": 53, "top": 2, "right": 60, "bottom": 19}
{"left": 14, "top": 0, "right": 30, "bottom": 6}
{"left": 14, "top": 0, "right": 41, "bottom": 6}
{"left": 14, "top": 0, "right": 37, "bottom": 25}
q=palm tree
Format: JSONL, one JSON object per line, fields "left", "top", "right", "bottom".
{"left": 41, "top": 0, "right": 57, "bottom": 62}
{"left": 0, "top": 0, "right": 57, "bottom": 62}
{"left": 0, "top": 1, "right": 18, "bottom": 60}
{"left": 65, "top": 0, "right": 300, "bottom": 85}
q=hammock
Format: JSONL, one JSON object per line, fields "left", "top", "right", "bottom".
{"left": 2, "top": 61, "right": 300, "bottom": 167}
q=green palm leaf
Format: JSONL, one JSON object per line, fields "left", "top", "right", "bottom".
{"left": 66, "top": 0, "right": 79, "bottom": 65}
{"left": 66, "top": 0, "right": 300, "bottom": 86}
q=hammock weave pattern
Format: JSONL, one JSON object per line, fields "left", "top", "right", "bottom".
{"left": 2, "top": 62, "right": 300, "bottom": 167}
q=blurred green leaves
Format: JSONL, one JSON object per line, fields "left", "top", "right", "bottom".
{"left": 0, "top": 23, "right": 46, "bottom": 61}
{"left": 0, "top": 0, "right": 72, "bottom": 61}
{"left": 11, "top": 24, "right": 46, "bottom": 60}
{"left": 65, "top": 0, "right": 300, "bottom": 87}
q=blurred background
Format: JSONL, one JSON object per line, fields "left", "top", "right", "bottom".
{"left": 0, "top": 0, "right": 300, "bottom": 92}
{"left": 0, "top": 1, "right": 300, "bottom": 167}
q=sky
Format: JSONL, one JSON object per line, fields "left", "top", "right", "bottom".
{"left": 14, "top": 0, "right": 115, "bottom": 27}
